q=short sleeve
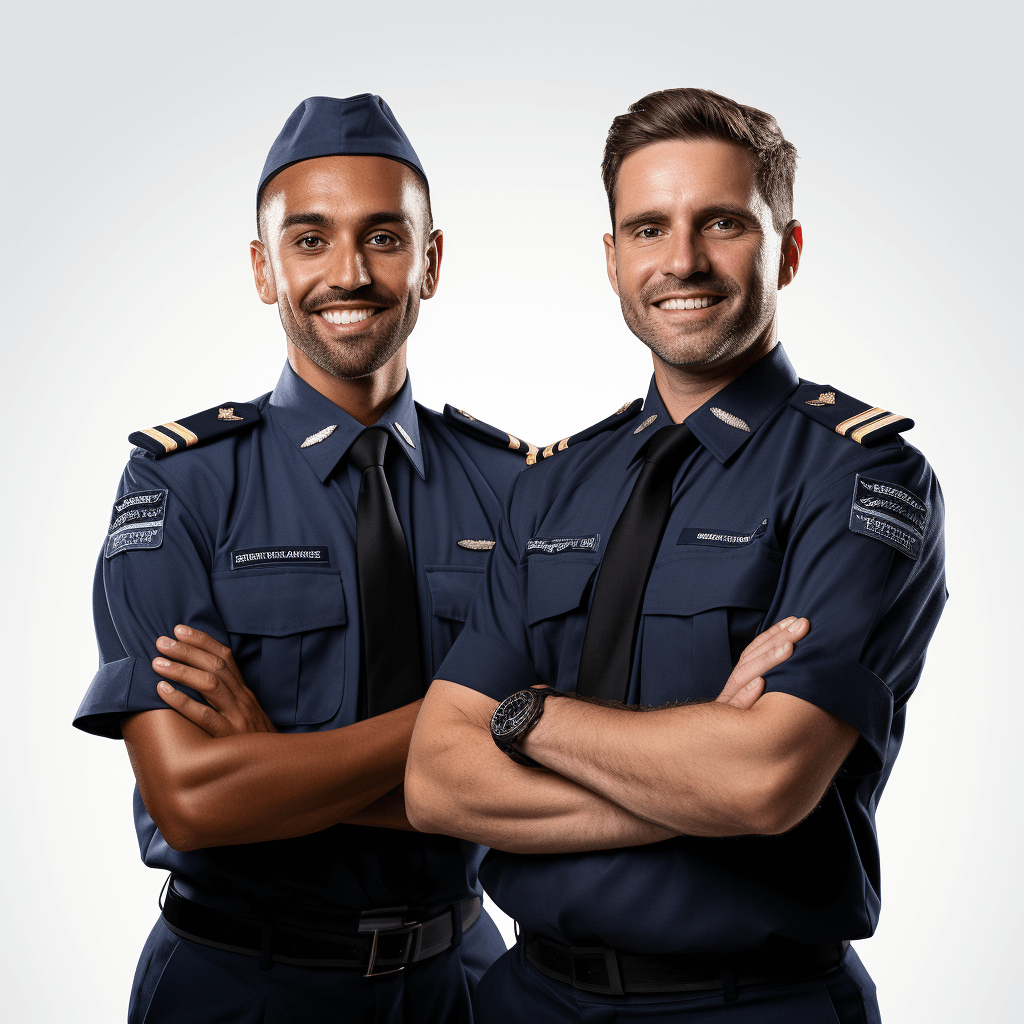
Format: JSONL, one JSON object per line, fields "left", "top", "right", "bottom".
{"left": 73, "top": 454, "right": 226, "bottom": 739}
{"left": 435, "top": 473, "right": 542, "bottom": 700}
{"left": 762, "top": 444, "right": 946, "bottom": 775}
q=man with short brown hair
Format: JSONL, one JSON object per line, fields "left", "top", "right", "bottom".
{"left": 407, "top": 88, "right": 945, "bottom": 1022}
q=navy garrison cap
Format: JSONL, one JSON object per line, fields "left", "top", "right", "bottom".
{"left": 258, "top": 94, "right": 427, "bottom": 204}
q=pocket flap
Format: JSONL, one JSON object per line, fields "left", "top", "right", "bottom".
{"left": 425, "top": 566, "right": 486, "bottom": 621}
{"left": 642, "top": 549, "right": 782, "bottom": 616}
{"left": 525, "top": 558, "right": 599, "bottom": 626}
{"left": 211, "top": 571, "right": 347, "bottom": 635}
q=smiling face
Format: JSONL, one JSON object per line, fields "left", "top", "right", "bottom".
{"left": 604, "top": 139, "right": 799, "bottom": 372}
{"left": 251, "top": 155, "right": 439, "bottom": 382}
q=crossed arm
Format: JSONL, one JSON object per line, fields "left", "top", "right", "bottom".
{"left": 121, "top": 627, "right": 419, "bottom": 851}
{"left": 405, "top": 617, "right": 858, "bottom": 853}
{"left": 123, "top": 617, "right": 805, "bottom": 853}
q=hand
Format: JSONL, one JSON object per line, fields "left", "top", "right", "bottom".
{"left": 153, "top": 625, "right": 277, "bottom": 736}
{"left": 715, "top": 616, "right": 809, "bottom": 709}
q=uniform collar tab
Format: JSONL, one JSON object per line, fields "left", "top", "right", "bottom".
{"left": 626, "top": 345, "right": 799, "bottom": 465}
{"left": 684, "top": 344, "right": 799, "bottom": 462}
{"left": 269, "top": 363, "right": 425, "bottom": 481}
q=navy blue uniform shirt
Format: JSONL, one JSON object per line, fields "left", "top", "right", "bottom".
{"left": 74, "top": 363, "right": 524, "bottom": 929}
{"left": 438, "top": 345, "right": 946, "bottom": 954}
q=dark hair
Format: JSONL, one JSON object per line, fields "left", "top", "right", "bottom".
{"left": 602, "top": 88, "right": 797, "bottom": 233}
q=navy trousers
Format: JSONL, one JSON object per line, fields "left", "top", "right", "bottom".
{"left": 472, "top": 941, "right": 881, "bottom": 1024}
{"left": 128, "top": 909, "right": 506, "bottom": 1024}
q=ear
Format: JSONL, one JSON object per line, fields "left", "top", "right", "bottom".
{"left": 250, "top": 240, "right": 278, "bottom": 305}
{"left": 603, "top": 232, "right": 620, "bottom": 297}
{"left": 421, "top": 229, "right": 443, "bottom": 300}
{"left": 778, "top": 220, "right": 802, "bottom": 289}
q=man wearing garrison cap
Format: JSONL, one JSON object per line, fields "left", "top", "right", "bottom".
{"left": 73, "top": 94, "right": 526, "bottom": 1022}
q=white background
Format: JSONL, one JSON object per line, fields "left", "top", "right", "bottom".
{"left": 2, "top": 2, "right": 1021, "bottom": 1021}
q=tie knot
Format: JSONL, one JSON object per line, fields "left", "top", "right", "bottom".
{"left": 643, "top": 423, "right": 698, "bottom": 466}
{"left": 348, "top": 428, "right": 389, "bottom": 471}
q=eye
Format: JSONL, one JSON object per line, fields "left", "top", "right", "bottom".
{"left": 708, "top": 218, "right": 742, "bottom": 235}
{"left": 367, "top": 232, "right": 398, "bottom": 247}
{"left": 298, "top": 235, "right": 324, "bottom": 250}
{"left": 636, "top": 227, "right": 663, "bottom": 239}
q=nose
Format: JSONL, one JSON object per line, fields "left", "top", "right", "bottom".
{"left": 326, "top": 236, "right": 372, "bottom": 292}
{"left": 659, "top": 228, "right": 711, "bottom": 281}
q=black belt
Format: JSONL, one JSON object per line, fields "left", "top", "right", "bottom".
{"left": 523, "top": 932, "right": 849, "bottom": 999}
{"left": 161, "top": 880, "right": 481, "bottom": 975}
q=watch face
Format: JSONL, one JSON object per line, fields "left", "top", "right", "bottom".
{"left": 490, "top": 690, "right": 536, "bottom": 739}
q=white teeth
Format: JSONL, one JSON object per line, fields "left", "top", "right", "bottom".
{"left": 320, "top": 309, "right": 376, "bottom": 325}
{"left": 657, "top": 296, "right": 718, "bottom": 310}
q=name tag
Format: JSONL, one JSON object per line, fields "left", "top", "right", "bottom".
{"left": 231, "top": 546, "right": 331, "bottom": 569}
{"left": 525, "top": 535, "right": 600, "bottom": 556}
{"left": 678, "top": 519, "right": 768, "bottom": 548}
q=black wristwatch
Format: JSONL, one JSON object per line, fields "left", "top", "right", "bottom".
{"left": 490, "top": 687, "right": 566, "bottom": 766}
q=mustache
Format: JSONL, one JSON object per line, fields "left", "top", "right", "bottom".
{"left": 640, "top": 274, "right": 738, "bottom": 305}
{"left": 300, "top": 286, "right": 395, "bottom": 314}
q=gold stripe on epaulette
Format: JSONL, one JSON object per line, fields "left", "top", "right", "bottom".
{"left": 140, "top": 427, "right": 178, "bottom": 452}
{"left": 851, "top": 412, "right": 903, "bottom": 444}
{"left": 557, "top": 437, "right": 570, "bottom": 451}
{"left": 835, "top": 407, "right": 885, "bottom": 437}
{"left": 507, "top": 433, "right": 522, "bottom": 450}
{"left": 163, "top": 421, "right": 199, "bottom": 446}
{"left": 615, "top": 401, "right": 633, "bottom": 415}
{"left": 525, "top": 443, "right": 540, "bottom": 466}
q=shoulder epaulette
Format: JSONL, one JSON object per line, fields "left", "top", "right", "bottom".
{"left": 129, "top": 402, "right": 260, "bottom": 458}
{"left": 789, "top": 384, "right": 914, "bottom": 447}
{"left": 534, "top": 398, "right": 644, "bottom": 465}
{"left": 443, "top": 405, "right": 539, "bottom": 462}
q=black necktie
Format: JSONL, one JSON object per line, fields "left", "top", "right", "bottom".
{"left": 575, "top": 423, "right": 701, "bottom": 703}
{"left": 348, "top": 428, "right": 423, "bottom": 718}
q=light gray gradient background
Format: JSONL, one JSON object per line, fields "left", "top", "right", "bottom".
{"left": 2, "top": 2, "right": 1021, "bottom": 1021}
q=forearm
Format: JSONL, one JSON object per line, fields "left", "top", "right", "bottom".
{"left": 124, "top": 702, "right": 420, "bottom": 849}
{"left": 519, "top": 693, "right": 855, "bottom": 836}
{"left": 341, "top": 786, "right": 416, "bottom": 831}
{"left": 405, "top": 682, "right": 676, "bottom": 854}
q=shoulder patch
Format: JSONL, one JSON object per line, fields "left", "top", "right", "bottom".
{"left": 849, "top": 474, "right": 926, "bottom": 559}
{"left": 105, "top": 488, "right": 167, "bottom": 557}
{"left": 536, "top": 398, "right": 644, "bottom": 464}
{"left": 789, "top": 384, "right": 914, "bottom": 447}
{"left": 443, "top": 405, "right": 539, "bottom": 462}
{"left": 128, "top": 402, "right": 260, "bottom": 458}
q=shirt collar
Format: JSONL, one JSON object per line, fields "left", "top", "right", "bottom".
{"left": 268, "top": 362, "right": 425, "bottom": 482}
{"left": 627, "top": 344, "right": 800, "bottom": 465}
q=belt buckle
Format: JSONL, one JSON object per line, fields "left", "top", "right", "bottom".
{"left": 359, "top": 909, "right": 422, "bottom": 978}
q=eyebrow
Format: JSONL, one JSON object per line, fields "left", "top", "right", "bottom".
{"left": 617, "top": 204, "right": 758, "bottom": 233}
{"left": 281, "top": 210, "right": 413, "bottom": 232}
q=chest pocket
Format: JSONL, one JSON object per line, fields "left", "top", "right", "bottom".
{"left": 211, "top": 570, "right": 348, "bottom": 727}
{"left": 522, "top": 556, "right": 600, "bottom": 688}
{"left": 425, "top": 566, "right": 486, "bottom": 674}
{"left": 639, "top": 548, "right": 782, "bottom": 705}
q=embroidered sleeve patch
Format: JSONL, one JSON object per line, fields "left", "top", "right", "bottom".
{"left": 231, "top": 547, "right": 330, "bottom": 570}
{"left": 848, "top": 475, "right": 927, "bottom": 560}
{"left": 525, "top": 535, "right": 600, "bottom": 556}
{"left": 105, "top": 489, "right": 168, "bottom": 558}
